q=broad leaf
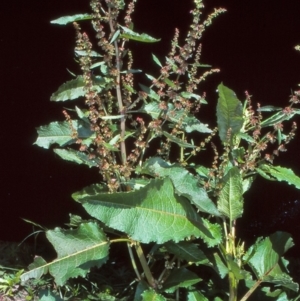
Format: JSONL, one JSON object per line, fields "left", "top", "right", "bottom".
{"left": 163, "top": 268, "right": 201, "bottom": 293}
{"left": 119, "top": 25, "right": 160, "bottom": 43}
{"left": 140, "top": 157, "right": 220, "bottom": 216}
{"left": 216, "top": 83, "right": 244, "bottom": 143}
{"left": 73, "top": 178, "right": 222, "bottom": 246}
{"left": 34, "top": 120, "right": 93, "bottom": 149}
{"left": 21, "top": 222, "right": 109, "bottom": 286}
{"left": 54, "top": 148, "right": 99, "bottom": 168}
{"left": 246, "top": 232, "right": 298, "bottom": 291}
{"left": 50, "top": 76, "right": 106, "bottom": 102}
{"left": 217, "top": 167, "right": 243, "bottom": 222}
{"left": 50, "top": 14, "right": 93, "bottom": 25}
{"left": 257, "top": 164, "right": 300, "bottom": 189}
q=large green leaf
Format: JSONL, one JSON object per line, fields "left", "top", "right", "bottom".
{"left": 217, "top": 167, "right": 243, "bottom": 222}
{"left": 246, "top": 232, "right": 298, "bottom": 291}
{"left": 143, "top": 102, "right": 212, "bottom": 133}
{"left": 50, "top": 14, "right": 93, "bottom": 25}
{"left": 73, "top": 178, "right": 222, "bottom": 246}
{"left": 216, "top": 83, "right": 244, "bottom": 143}
{"left": 50, "top": 76, "right": 106, "bottom": 102}
{"left": 34, "top": 120, "right": 93, "bottom": 149}
{"left": 256, "top": 164, "right": 300, "bottom": 189}
{"left": 140, "top": 157, "right": 220, "bottom": 216}
{"left": 119, "top": 25, "right": 160, "bottom": 43}
{"left": 21, "top": 222, "right": 109, "bottom": 286}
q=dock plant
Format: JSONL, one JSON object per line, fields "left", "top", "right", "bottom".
{"left": 19, "top": 0, "right": 300, "bottom": 300}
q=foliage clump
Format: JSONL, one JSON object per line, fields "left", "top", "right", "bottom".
{"left": 8, "top": 0, "right": 300, "bottom": 300}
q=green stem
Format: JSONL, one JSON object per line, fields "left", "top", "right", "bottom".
{"left": 228, "top": 271, "right": 238, "bottom": 301}
{"left": 127, "top": 242, "right": 142, "bottom": 281}
{"left": 135, "top": 242, "right": 156, "bottom": 289}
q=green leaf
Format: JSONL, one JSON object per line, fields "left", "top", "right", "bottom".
{"left": 163, "top": 268, "right": 200, "bottom": 293}
{"left": 142, "top": 102, "right": 212, "bottom": 133}
{"left": 211, "top": 252, "right": 228, "bottom": 279}
{"left": 53, "top": 148, "right": 99, "bottom": 168}
{"left": 217, "top": 167, "right": 243, "bottom": 222}
{"left": 142, "top": 289, "right": 166, "bottom": 301}
{"left": 39, "top": 289, "right": 64, "bottom": 301}
{"left": 34, "top": 120, "right": 93, "bottom": 149}
{"left": 75, "top": 50, "right": 103, "bottom": 57}
{"left": 50, "top": 14, "right": 93, "bottom": 25}
{"left": 110, "top": 29, "right": 120, "bottom": 43}
{"left": 50, "top": 76, "right": 107, "bottom": 102}
{"left": 140, "top": 157, "right": 220, "bottom": 216}
{"left": 21, "top": 222, "right": 109, "bottom": 286}
{"left": 246, "top": 232, "right": 298, "bottom": 291}
{"left": 180, "top": 92, "right": 208, "bottom": 104}
{"left": 152, "top": 53, "right": 162, "bottom": 67}
{"left": 163, "top": 131, "right": 196, "bottom": 148}
{"left": 216, "top": 83, "right": 244, "bottom": 143}
{"left": 259, "top": 108, "right": 300, "bottom": 128}
{"left": 73, "top": 178, "right": 222, "bottom": 246}
{"left": 139, "top": 84, "right": 160, "bottom": 101}
{"left": 165, "top": 241, "right": 209, "bottom": 264}
{"left": 187, "top": 290, "right": 209, "bottom": 301}
{"left": 257, "top": 105, "right": 281, "bottom": 112}
{"left": 257, "top": 164, "right": 300, "bottom": 189}
{"left": 119, "top": 25, "right": 160, "bottom": 43}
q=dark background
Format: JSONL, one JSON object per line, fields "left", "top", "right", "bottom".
{"left": 1, "top": 0, "right": 300, "bottom": 254}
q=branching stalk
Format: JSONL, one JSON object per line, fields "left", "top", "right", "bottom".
{"left": 108, "top": 7, "right": 127, "bottom": 165}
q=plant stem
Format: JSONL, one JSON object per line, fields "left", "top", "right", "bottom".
{"left": 108, "top": 7, "right": 127, "bottom": 165}
{"left": 228, "top": 271, "right": 238, "bottom": 301}
{"left": 127, "top": 242, "right": 142, "bottom": 281}
{"left": 135, "top": 242, "right": 156, "bottom": 288}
